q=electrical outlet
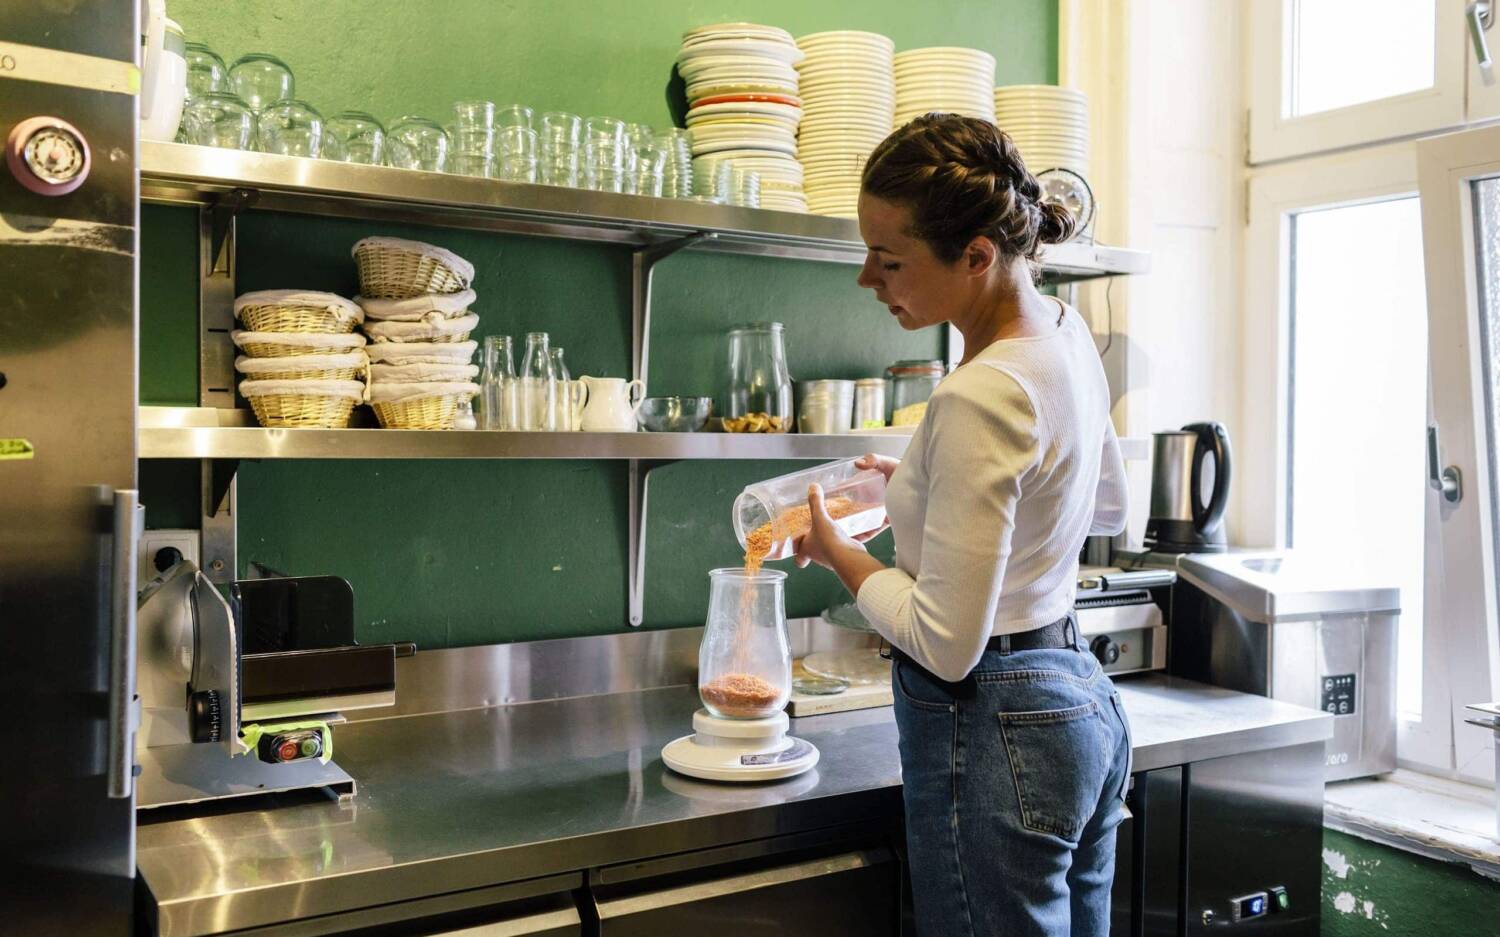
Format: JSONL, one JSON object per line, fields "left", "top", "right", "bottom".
{"left": 139, "top": 529, "right": 200, "bottom": 583}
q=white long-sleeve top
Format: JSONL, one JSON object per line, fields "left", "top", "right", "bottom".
{"left": 856, "top": 303, "right": 1127, "bottom": 682}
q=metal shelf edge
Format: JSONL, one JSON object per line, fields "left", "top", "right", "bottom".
{"left": 140, "top": 142, "right": 1151, "bottom": 277}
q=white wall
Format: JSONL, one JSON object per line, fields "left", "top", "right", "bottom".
{"left": 1060, "top": 0, "right": 1249, "bottom": 546}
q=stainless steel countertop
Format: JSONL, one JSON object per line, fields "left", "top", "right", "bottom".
{"left": 137, "top": 675, "right": 1330, "bottom": 936}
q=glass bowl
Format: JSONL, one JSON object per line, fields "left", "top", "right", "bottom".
{"left": 324, "top": 111, "right": 386, "bottom": 165}
{"left": 228, "top": 52, "right": 293, "bottom": 113}
{"left": 387, "top": 116, "right": 450, "bottom": 172}
{"left": 256, "top": 99, "right": 323, "bottom": 157}
{"left": 181, "top": 92, "right": 255, "bottom": 149}
{"left": 637, "top": 396, "right": 712, "bottom": 432}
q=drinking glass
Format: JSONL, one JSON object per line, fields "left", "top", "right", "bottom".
{"left": 387, "top": 116, "right": 449, "bottom": 172}
{"left": 661, "top": 128, "right": 694, "bottom": 198}
{"left": 517, "top": 332, "right": 557, "bottom": 431}
{"left": 324, "top": 111, "right": 386, "bottom": 165}
{"left": 184, "top": 42, "right": 228, "bottom": 100}
{"left": 584, "top": 116, "right": 626, "bottom": 188}
{"left": 730, "top": 168, "right": 761, "bottom": 208}
{"left": 481, "top": 335, "right": 517, "bottom": 430}
{"left": 228, "top": 52, "right": 293, "bottom": 113}
{"left": 498, "top": 126, "right": 538, "bottom": 183}
{"left": 539, "top": 112, "right": 581, "bottom": 152}
{"left": 256, "top": 99, "right": 323, "bottom": 157}
{"left": 451, "top": 153, "right": 496, "bottom": 178}
{"left": 549, "top": 346, "right": 574, "bottom": 431}
{"left": 693, "top": 157, "right": 732, "bottom": 201}
{"left": 451, "top": 100, "right": 496, "bottom": 156}
{"left": 633, "top": 142, "right": 668, "bottom": 197}
{"left": 496, "top": 104, "right": 533, "bottom": 129}
{"left": 182, "top": 92, "right": 256, "bottom": 149}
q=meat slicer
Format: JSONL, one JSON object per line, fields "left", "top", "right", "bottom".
{"left": 135, "top": 561, "right": 397, "bottom": 809}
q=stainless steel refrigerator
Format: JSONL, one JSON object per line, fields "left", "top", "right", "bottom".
{"left": 0, "top": 3, "right": 140, "bottom": 934}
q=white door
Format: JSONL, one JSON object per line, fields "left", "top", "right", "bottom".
{"left": 1249, "top": 0, "right": 1468, "bottom": 162}
{"left": 1420, "top": 123, "right": 1500, "bottom": 782}
{"left": 1467, "top": 0, "right": 1500, "bottom": 120}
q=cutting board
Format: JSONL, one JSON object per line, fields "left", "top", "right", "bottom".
{"left": 786, "top": 659, "right": 893, "bottom": 717}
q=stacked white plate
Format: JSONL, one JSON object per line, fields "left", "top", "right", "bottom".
{"left": 893, "top": 47, "right": 997, "bottom": 127}
{"left": 795, "top": 30, "right": 896, "bottom": 218}
{"left": 678, "top": 22, "right": 807, "bottom": 212}
{"left": 993, "top": 84, "right": 1089, "bottom": 176}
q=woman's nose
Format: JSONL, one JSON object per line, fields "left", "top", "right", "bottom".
{"left": 856, "top": 259, "right": 880, "bottom": 290}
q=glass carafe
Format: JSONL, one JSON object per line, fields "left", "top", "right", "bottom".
{"left": 481, "top": 335, "right": 516, "bottom": 430}
{"left": 698, "top": 568, "right": 792, "bottom": 719}
{"left": 724, "top": 322, "right": 793, "bottom": 433}
{"left": 517, "top": 331, "right": 556, "bottom": 431}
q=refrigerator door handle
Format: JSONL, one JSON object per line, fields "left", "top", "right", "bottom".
{"left": 107, "top": 488, "right": 140, "bottom": 799}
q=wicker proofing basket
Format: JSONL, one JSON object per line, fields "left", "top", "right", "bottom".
{"left": 239, "top": 379, "right": 365, "bottom": 429}
{"left": 231, "top": 330, "right": 368, "bottom": 358}
{"left": 362, "top": 313, "right": 480, "bottom": 344}
{"left": 235, "top": 352, "right": 367, "bottom": 382}
{"left": 368, "top": 381, "right": 479, "bottom": 430}
{"left": 234, "top": 290, "right": 363, "bottom": 334}
{"left": 352, "top": 237, "right": 475, "bottom": 300}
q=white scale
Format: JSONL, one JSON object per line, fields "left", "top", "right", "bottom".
{"left": 662, "top": 709, "right": 819, "bottom": 783}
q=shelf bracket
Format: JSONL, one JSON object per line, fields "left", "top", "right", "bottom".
{"left": 201, "top": 460, "right": 237, "bottom": 586}
{"left": 207, "top": 187, "right": 257, "bottom": 272}
{"left": 632, "top": 232, "right": 714, "bottom": 385}
{"left": 627, "top": 458, "right": 677, "bottom": 627}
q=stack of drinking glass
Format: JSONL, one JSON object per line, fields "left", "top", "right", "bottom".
{"left": 480, "top": 331, "right": 581, "bottom": 431}
{"left": 446, "top": 102, "right": 538, "bottom": 182}
{"left": 353, "top": 237, "right": 481, "bottom": 430}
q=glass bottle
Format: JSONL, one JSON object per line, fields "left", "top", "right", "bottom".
{"left": 517, "top": 332, "right": 557, "bottom": 431}
{"left": 697, "top": 568, "right": 791, "bottom": 719}
{"left": 549, "top": 346, "right": 574, "bottom": 431}
{"left": 481, "top": 335, "right": 516, "bottom": 430}
{"left": 724, "top": 322, "right": 793, "bottom": 433}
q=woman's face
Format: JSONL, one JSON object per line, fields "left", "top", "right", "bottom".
{"left": 855, "top": 192, "right": 985, "bottom": 331}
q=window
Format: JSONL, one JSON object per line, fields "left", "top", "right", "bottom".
{"left": 1287, "top": 197, "right": 1429, "bottom": 719}
{"left": 1419, "top": 125, "right": 1500, "bottom": 782}
{"left": 1249, "top": 0, "right": 1466, "bottom": 162}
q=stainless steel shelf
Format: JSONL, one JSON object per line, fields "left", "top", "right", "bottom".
{"left": 140, "top": 142, "right": 1151, "bottom": 279}
{"left": 138, "top": 407, "right": 913, "bottom": 460}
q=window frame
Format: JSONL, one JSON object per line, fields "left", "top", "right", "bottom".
{"left": 1242, "top": 143, "right": 1458, "bottom": 771}
{"left": 1248, "top": 0, "right": 1469, "bottom": 164}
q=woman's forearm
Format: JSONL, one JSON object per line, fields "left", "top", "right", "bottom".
{"left": 828, "top": 541, "right": 889, "bottom": 598}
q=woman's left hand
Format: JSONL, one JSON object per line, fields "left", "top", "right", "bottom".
{"left": 795, "top": 483, "right": 867, "bottom": 570}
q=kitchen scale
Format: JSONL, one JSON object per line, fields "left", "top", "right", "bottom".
{"left": 661, "top": 568, "right": 819, "bottom": 783}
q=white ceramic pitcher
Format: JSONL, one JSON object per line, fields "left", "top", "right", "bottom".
{"left": 579, "top": 376, "right": 645, "bottom": 432}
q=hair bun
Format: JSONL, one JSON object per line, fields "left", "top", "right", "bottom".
{"left": 1037, "top": 200, "right": 1076, "bottom": 246}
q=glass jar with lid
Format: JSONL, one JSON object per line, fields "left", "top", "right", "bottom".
{"left": 724, "top": 322, "right": 793, "bottom": 433}
{"left": 885, "top": 359, "right": 945, "bottom": 426}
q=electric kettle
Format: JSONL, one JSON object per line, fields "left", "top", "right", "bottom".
{"left": 1144, "top": 421, "right": 1231, "bottom": 553}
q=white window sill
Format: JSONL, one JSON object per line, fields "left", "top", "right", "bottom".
{"left": 1325, "top": 769, "right": 1500, "bottom": 879}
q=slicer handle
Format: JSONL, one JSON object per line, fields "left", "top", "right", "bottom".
{"left": 107, "top": 489, "right": 140, "bottom": 799}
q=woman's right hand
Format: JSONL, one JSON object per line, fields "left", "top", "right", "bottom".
{"left": 855, "top": 453, "right": 900, "bottom": 483}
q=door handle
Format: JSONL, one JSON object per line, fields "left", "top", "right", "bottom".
{"left": 1469, "top": 0, "right": 1495, "bottom": 87}
{"left": 106, "top": 489, "right": 141, "bottom": 799}
{"left": 1427, "top": 425, "right": 1464, "bottom": 504}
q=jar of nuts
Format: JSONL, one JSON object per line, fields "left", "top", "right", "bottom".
{"left": 723, "top": 322, "right": 793, "bottom": 433}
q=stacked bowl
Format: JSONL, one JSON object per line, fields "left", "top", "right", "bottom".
{"left": 231, "top": 290, "right": 367, "bottom": 428}
{"left": 795, "top": 30, "right": 896, "bottom": 218}
{"left": 893, "top": 47, "right": 997, "bottom": 127}
{"left": 993, "top": 85, "right": 1089, "bottom": 176}
{"left": 352, "top": 237, "right": 480, "bottom": 430}
{"left": 677, "top": 22, "right": 807, "bottom": 211}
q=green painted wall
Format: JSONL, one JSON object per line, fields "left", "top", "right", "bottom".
{"left": 1320, "top": 830, "right": 1500, "bottom": 936}
{"left": 140, "top": 0, "right": 1059, "bottom": 647}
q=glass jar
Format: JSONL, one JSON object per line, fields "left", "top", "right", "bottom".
{"left": 886, "top": 359, "right": 945, "bottom": 426}
{"left": 481, "top": 335, "right": 516, "bottom": 430}
{"left": 724, "top": 322, "right": 793, "bottom": 433}
{"left": 733, "top": 459, "right": 887, "bottom": 564}
{"left": 698, "top": 568, "right": 792, "bottom": 719}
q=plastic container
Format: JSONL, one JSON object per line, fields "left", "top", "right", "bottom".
{"left": 698, "top": 568, "right": 792, "bottom": 719}
{"left": 733, "top": 458, "right": 887, "bottom": 563}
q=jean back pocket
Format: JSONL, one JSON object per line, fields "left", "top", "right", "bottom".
{"left": 997, "top": 700, "right": 1108, "bottom": 842}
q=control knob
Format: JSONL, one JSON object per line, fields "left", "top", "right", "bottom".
{"left": 1090, "top": 635, "right": 1120, "bottom": 667}
{"left": 6, "top": 116, "right": 91, "bottom": 195}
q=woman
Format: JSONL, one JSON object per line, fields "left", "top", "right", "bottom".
{"left": 795, "top": 114, "right": 1132, "bottom": 937}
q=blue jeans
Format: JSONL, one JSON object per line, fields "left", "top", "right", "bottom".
{"left": 892, "top": 632, "right": 1133, "bottom": 937}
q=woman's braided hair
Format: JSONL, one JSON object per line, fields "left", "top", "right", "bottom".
{"left": 861, "top": 113, "right": 1074, "bottom": 267}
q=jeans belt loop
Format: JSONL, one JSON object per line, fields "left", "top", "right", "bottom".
{"left": 996, "top": 633, "right": 1013, "bottom": 656}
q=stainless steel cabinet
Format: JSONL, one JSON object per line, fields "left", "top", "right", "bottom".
{"left": 592, "top": 846, "right": 900, "bottom": 936}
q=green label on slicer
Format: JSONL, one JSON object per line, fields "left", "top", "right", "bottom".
{"left": 0, "top": 439, "right": 35, "bottom": 460}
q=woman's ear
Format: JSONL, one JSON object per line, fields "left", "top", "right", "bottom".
{"left": 964, "top": 235, "right": 998, "bottom": 278}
